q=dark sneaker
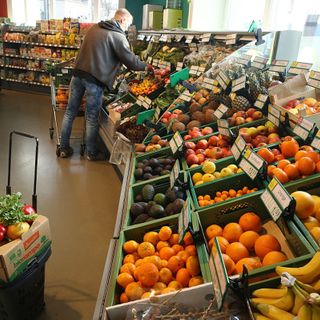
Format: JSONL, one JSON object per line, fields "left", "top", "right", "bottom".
{"left": 86, "top": 152, "right": 107, "bottom": 161}
{"left": 57, "top": 146, "right": 74, "bottom": 158}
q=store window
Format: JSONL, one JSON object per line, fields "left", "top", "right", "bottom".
{"left": 53, "top": 0, "right": 93, "bottom": 21}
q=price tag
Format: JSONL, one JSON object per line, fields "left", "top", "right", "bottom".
{"left": 217, "top": 119, "right": 230, "bottom": 137}
{"left": 142, "top": 97, "right": 152, "bottom": 109}
{"left": 269, "top": 60, "right": 289, "bottom": 73}
{"left": 293, "top": 117, "right": 314, "bottom": 140}
{"left": 231, "top": 135, "right": 246, "bottom": 161}
{"left": 239, "top": 156, "right": 258, "bottom": 180}
{"left": 170, "top": 160, "right": 180, "bottom": 189}
{"left": 147, "top": 56, "right": 152, "bottom": 64}
{"left": 166, "top": 35, "right": 172, "bottom": 43}
{"left": 254, "top": 94, "right": 268, "bottom": 109}
{"left": 146, "top": 35, "right": 152, "bottom": 41}
{"left": 288, "top": 61, "right": 312, "bottom": 75}
{"left": 268, "top": 105, "right": 281, "bottom": 127}
{"left": 151, "top": 35, "right": 160, "bottom": 42}
{"left": 175, "top": 34, "right": 184, "bottom": 42}
{"left": 214, "top": 104, "right": 228, "bottom": 119}
{"left": 153, "top": 106, "right": 161, "bottom": 121}
{"left": 311, "top": 130, "right": 320, "bottom": 150}
{"left": 185, "top": 35, "right": 194, "bottom": 43}
{"left": 308, "top": 70, "right": 320, "bottom": 89}
{"left": 136, "top": 95, "right": 144, "bottom": 106}
{"left": 251, "top": 56, "right": 268, "bottom": 70}
{"left": 216, "top": 71, "right": 230, "bottom": 90}
{"left": 237, "top": 54, "right": 252, "bottom": 66}
{"left": 232, "top": 75, "right": 246, "bottom": 92}
{"left": 189, "top": 65, "right": 199, "bottom": 76}
{"left": 208, "top": 254, "right": 223, "bottom": 309}
{"left": 176, "top": 62, "right": 183, "bottom": 71}
{"left": 200, "top": 33, "right": 211, "bottom": 43}
{"left": 159, "top": 34, "right": 167, "bottom": 42}
{"left": 178, "top": 198, "right": 191, "bottom": 243}
{"left": 179, "top": 90, "right": 193, "bottom": 102}
{"left": 169, "top": 132, "right": 183, "bottom": 154}
{"left": 152, "top": 59, "right": 159, "bottom": 67}
{"left": 137, "top": 34, "right": 145, "bottom": 41}
{"left": 261, "top": 178, "right": 293, "bottom": 221}
{"left": 169, "top": 135, "right": 178, "bottom": 154}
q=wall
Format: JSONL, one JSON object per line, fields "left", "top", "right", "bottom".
{"left": 0, "top": 0, "right": 8, "bottom": 17}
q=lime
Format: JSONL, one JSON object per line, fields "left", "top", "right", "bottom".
{"left": 153, "top": 193, "right": 166, "bottom": 205}
{"left": 202, "top": 160, "right": 216, "bottom": 174}
{"left": 192, "top": 172, "right": 203, "bottom": 184}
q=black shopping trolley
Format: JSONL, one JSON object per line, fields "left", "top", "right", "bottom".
{"left": 48, "top": 59, "right": 86, "bottom": 156}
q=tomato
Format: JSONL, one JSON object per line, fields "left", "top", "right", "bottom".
{"left": 0, "top": 232, "right": 5, "bottom": 242}
{"left": 22, "top": 204, "right": 36, "bottom": 215}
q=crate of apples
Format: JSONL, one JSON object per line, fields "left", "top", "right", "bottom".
{"left": 117, "top": 227, "right": 203, "bottom": 303}
{"left": 135, "top": 135, "right": 169, "bottom": 154}
{"left": 282, "top": 97, "right": 320, "bottom": 116}
{"left": 227, "top": 108, "right": 264, "bottom": 126}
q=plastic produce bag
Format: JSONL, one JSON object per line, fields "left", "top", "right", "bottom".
{"left": 109, "top": 132, "right": 132, "bottom": 165}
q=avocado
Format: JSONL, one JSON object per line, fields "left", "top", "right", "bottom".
{"left": 153, "top": 193, "right": 166, "bottom": 205}
{"left": 149, "top": 158, "right": 160, "bottom": 168}
{"left": 143, "top": 166, "right": 152, "bottom": 173}
{"left": 173, "top": 198, "right": 184, "bottom": 213}
{"left": 176, "top": 191, "right": 185, "bottom": 200}
{"left": 135, "top": 194, "right": 143, "bottom": 202}
{"left": 147, "top": 201, "right": 157, "bottom": 213}
{"left": 130, "top": 203, "right": 145, "bottom": 218}
{"left": 134, "top": 168, "right": 143, "bottom": 179}
{"left": 160, "top": 170, "right": 170, "bottom": 176}
{"left": 143, "top": 173, "right": 153, "bottom": 180}
{"left": 165, "top": 189, "right": 177, "bottom": 202}
{"left": 136, "top": 162, "right": 144, "bottom": 169}
{"left": 142, "top": 184, "right": 155, "bottom": 201}
{"left": 154, "top": 167, "right": 162, "bottom": 174}
{"left": 149, "top": 204, "right": 165, "bottom": 218}
{"left": 165, "top": 203, "right": 175, "bottom": 216}
{"left": 132, "top": 214, "right": 149, "bottom": 225}
{"left": 136, "top": 202, "right": 148, "bottom": 212}
{"left": 164, "top": 165, "right": 172, "bottom": 171}
{"left": 146, "top": 217, "right": 155, "bottom": 222}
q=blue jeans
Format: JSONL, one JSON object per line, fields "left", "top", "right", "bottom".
{"left": 60, "top": 76, "right": 104, "bottom": 155}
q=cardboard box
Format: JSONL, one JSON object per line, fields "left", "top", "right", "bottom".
{"left": 0, "top": 215, "right": 51, "bottom": 283}
{"left": 269, "top": 73, "right": 320, "bottom": 127}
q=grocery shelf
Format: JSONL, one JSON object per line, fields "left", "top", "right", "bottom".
{"left": 3, "top": 40, "right": 80, "bottom": 49}
{"left": 5, "top": 65, "right": 48, "bottom": 72}
{"left": 4, "top": 53, "right": 64, "bottom": 62}
{"left": 3, "top": 78, "right": 50, "bottom": 87}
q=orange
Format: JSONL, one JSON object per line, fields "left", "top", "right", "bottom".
{"left": 297, "top": 157, "right": 316, "bottom": 175}
{"left": 177, "top": 250, "right": 190, "bottom": 262}
{"left": 123, "top": 240, "right": 139, "bottom": 253}
{"left": 316, "top": 161, "right": 320, "bottom": 173}
{"left": 172, "top": 244, "right": 184, "bottom": 254}
{"left": 143, "top": 231, "right": 159, "bottom": 246}
{"left": 138, "top": 242, "right": 155, "bottom": 258}
{"left": 284, "top": 164, "right": 300, "bottom": 180}
{"left": 254, "top": 234, "right": 281, "bottom": 259}
{"left": 310, "top": 227, "right": 320, "bottom": 241}
{"left": 135, "top": 263, "right": 159, "bottom": 287}
{"left": 234, "top": 257, "right": 262, "bottom": 274}
{"left": 135, "top": 259, "right": 144, "bottom": 267}
{"left": 294, "top": 150, "right": 308, "bottom": 161}
{"left": 159, "top": 267, "right": 173, "bottom": 284}
{"left": 123, "top": 253, "right": 139, "bottom": 264}
{"left": 222, "top": 253, "right": 235, "bottom": 276}
{"left": 315, "top": 208, "right": 320, "bottom": 221}
{"left": 168, "top": 256, "right": 184, "bottom": 273}
{"left": 125, "top": 282, "right": 145, "bottom": 301}
{"left": 143, "top": 255, "right": 162, "bottom": 269}
{"left": 306, "top": 151, "right": 320, "bottom": 163}
{"left": 117, "top": 272, "right": 134, "bottom": 288}
{"left": 161, "top": 287, "right": 177, "bottom": 294}
{"left": 156, "top": 241, "right": 170, "bottom": 251}
{"left": 185, "top": 245, "right": 196, "bottom": 256}
{"left": 120, "top": 263, "right": 136, "bottom": 276}
{"left": 159, "top": 247, "right": 176, "bottom": 261}
{"left": 291, "top": 191, "right": 315, "bottom": 219}
{"left": 239, "top": 212, "right": 262, "bottom": 232}
{"left": 272, "top": 168, "right": 289, "bottom": 184}
{"left": 186, "top": 256, "right": 200, "bottom": 276}
{"left": 257, "top": 148, "right": 275, "bottom": 164}
{"left": 169, "top": 233, "right": 179, "bottom": 245}
{"left": 176, "top": 268, "right": 191, "bottom": 287}
{"left": 120, "top": 292, "right": 129, "bottom": 303}
{"left": 226, "top": 242, "right": 249, "bottom": 263}
{"left": 277, "top": 159, "right": 291, "bottom": 170}
{"left": 262, "top": 251, "right": 288, "bottom": 266}
{"left": 168, "top": 280, "right": 182, "bottom": 290}
{"left": 189, "top": 276, "right": 204, "bottom": 287}
{"left": 215, "top": 236, "right": 230, "bottom": 253}
{"left": 183, "top": 231, "right": 194, "bottom": 246}
{"left": 205, "top": 224, "right": 223, "bottom": 240}
{"left": 302, "top": 216, "right": 320, "bottom": 231}
{"left": 239, "top": 231, "right": 260, "bottom": 251}
{"left": 152, "top": 282, "right": 167, "bottom": 294}
{"left": 267, "top": 165, "right": 277, "bottom": 178}
{"left": 223, "top": 222, "right": 243, "bottom": 242}
{"left": 280, "top": 139, "right": 299, "bottom": 158}
{"left": 161, "top": 259, "right": 168, "bottom": 268}
{"left": 158, "top": 226, "right": 173, "bottom": 241}
{"left": 300, "top": 145, "right": 314, "bottom": 152}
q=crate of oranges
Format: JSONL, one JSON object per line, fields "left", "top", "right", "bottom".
{"left": 193, "top": 191, "right": 315, "bottom": 281}
{"left": 105, "top": 216, "right": 211, "bottom": 318}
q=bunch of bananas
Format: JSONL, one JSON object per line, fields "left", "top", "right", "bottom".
{"left": 250, "top": 251, "right": 320, "bottom": 319}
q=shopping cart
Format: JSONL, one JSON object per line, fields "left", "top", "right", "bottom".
{"left": 48, "top": 59, "right": 86, "bottom": 156}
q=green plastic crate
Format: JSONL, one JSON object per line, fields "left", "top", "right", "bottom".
{"left": 192, "top": 192, "right": 315, "bottom": 281}
{"left": 106, "top": 215, "right": 210, "bottom": 308}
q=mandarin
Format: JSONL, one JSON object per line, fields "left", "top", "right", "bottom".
{"left": 239, "top": 231, "right": 260, "bottom": 251}
{"left": 135, "top": 263, "right": 159, "bottom": 287}
{"left": 120, "top": 292, "right": 129, "bottom": 303}
{"left": 156, "top": 240, "right": 170, "bottom": 251}
{"left": 168, "top": 255, "right": 184, "bottom": 273}
{"left": 123, "top": 240, "right": 139, "bottom": 253}
{"left": 226, "top": 242, "right": 249, "bottom": 263}
{"left": 138, "top": 242, "right": 155, "bottom": 258}
{"left": 234, "top": 257, "right": 262, "bottom": 274}
{"left": 159, "top": 247, "right": 176, "bottom": 260}
{"left": 117, "top": 272, "right": 134, "bottom": 288}
{"left": 262, "top": 251, "right": 287, "bottom": 266}
{"left": 169, "top": 233, "right": 179, "bottom": 245}
{"left": 223, "top": 222, "right": 243, "bottom": 242}
{"left": 125, "top": 282, "right": 145, "bottom": 301}
{"left": 283, "top": 164, "right": 300, "bottom": 180}
{"left": 215, "top": 236, "right": 230, "bottom": 253}
{"left": 222, "top": 253, "right": 235, "bottom": 276}
{"left": 239, "top": 212, "right": 262, "bottom": 232}
{"left": 159, "top": 226, "right": 173, "bottom": 241}
{"left": 159, "top": 267, "right": 173, "bottom": 284}
{"left": 172, "top": 244, "right": 184, "bottom": 254}
{"left": 254, "top": 234, "right": 281, "bottom": 259}
{"left": 205, "top": 224, "right": 223, "bottom": 239}
{"left": 176, "top": 268, "right": 191, "bottom": 287}
{"left": 177, "top": 250, "right": 190, "bottom": 262}
{"left": 185, "top": 244, "right": 196, "bottom": 256}
{"left": 120, "top": 263, "right": 136, "bottom": 276}
{"left": 189, "top": 276, "right": 204, "bottom": 287}
{"left": 143, "top": 231, "right": 159, "bottom": 246}
{"left": 186, "top": 256, "right": 200, "bottom": 276}
{"left": 297, "top": 157, "right": 316, "bottom": 175}
{"left": 168, "top": 280, "right": 183, "bottom": 290}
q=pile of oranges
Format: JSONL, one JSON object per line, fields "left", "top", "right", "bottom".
{"left": 197, "top": 187, "right": 258, "bottom": 207}
{"left": 205, "top": 212, "right": 288, "bottom": 276}
{"left": 117, "top": 226, "right": 203, "bottom": 303}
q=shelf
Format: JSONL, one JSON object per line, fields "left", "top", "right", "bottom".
{"left": 3, "top": 78, "right": 50, "bottom": 87}
{"left": 7, "top": 29, "right": 33, "bottom": 33}
{"left": 4, "top": 53, "right": 63, "bottom": 62}
{"left": 4, "top": 65, "right": 48, "bottom": 72}
{"left": 3, "top": 40, "right": 80, "bottom": 49}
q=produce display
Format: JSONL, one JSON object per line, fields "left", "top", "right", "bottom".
{"left": 282, "top": 97, "right": 320, "bottom": 116}
{"left": 135, "top": 135, "right": 169, "bottom": 154}
{"left": 152, "top": 46, "right": 185, "bottom": 65}
{"left": 118, "top": 228, "right": 203, "bottom": 303}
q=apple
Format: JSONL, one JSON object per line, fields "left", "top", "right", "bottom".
{"left": 257, "top": 142, "right": 267, "bottom": 147}
{"left": 221, "top": 147, "right": 232, "bottom": 157}
{"left": 162, "top": 118, "right": 168, "bottom": 124}
{"left": 196, "top": 139, "right": 208, "bottom": 150}
{"left": 240, "top": 133, "right": 252, "bottom": 143}
{"left": 186, "top": 154, "right": 199, "bottom": 166}
{"left": 196, "top": 154, "right": 205, "bottom": 164}
{"left": 253, "top": 135, "right": 268, "bottom": 146}
{"left": 246, "top": 108, "right": 256, "bottom": 118}
{"left": 268, "top": 133, "right": 280, "bottom": 139}
{"left": 235, "top": 117, "right": 246, "bottom": 125}
{"left": 202, "top": 127, "right": 213, "bottom": 135}
{"left": 208, "top": 135, "right": 219, "bottom": 146}
{"left": 268, "top": 126, "right": 278, "bottom": 134}
{"left": 185, "top": 141, "right": 196, "bottom": 150}
{"left": 163, "top": 112, "right": 171, "bottom": 119}
{"left": 287, "top": 99, "right": 300, "bottom": 108}
{"left": 173, "top": 109, "right": 183, "bottom": 114}
{"left": 265, "top": 121, "right": 275, "bottom": 129}
{"left": 256, "top": 125, "right": 267, "bottom": 136}
{"left": 272, "top": 148, "right": 281, "bottom": 156}
{"left": 185, "top": 149, "right": 195, "bottom": 156}
{"left": 184, "top": 135, "right": 192, "bottom": 141}
{"left": 220, "top": 167, "right": 233, "bottom": 177}
{"left": 247, "top": 127, "right": 259, "bottom": 138}
{"left": 191, "top": 131, "right": 202, "bottom": 139}
{"left": 245, "top": 117, "right": 253, "bottom": 123}
{"left": 212, "top": 147, "right": 224, "bottom": 159}
{"left": 235, "top": 111, "right": 246, "bottom": 118}
{"left": 239, "top": 127, "right": 248, "bottom": 134}
{"left": 253, "top": 111, "right": 263, "bottom": 120}
{"left": 228, "top": 118, "right": 236, "bottom": 126}
{"left": 217, "top": 139, "right": 229, "bottom": 148}
{"left": 268, "top": 137, "right": 281, "bottom": 144}
{"left": 196, "top": 149, "right": 205, "bottom": 155}
{"left": 171, "top": 114, "right": 178, "bottom": 119}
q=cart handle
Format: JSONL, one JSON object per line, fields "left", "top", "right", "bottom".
{"left": 6, "top": 131, "right": 39, "bottom": 211}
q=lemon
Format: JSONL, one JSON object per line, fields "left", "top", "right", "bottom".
{"left": 213, "top": 171, "right": 221, "bottom": 179}
{"left": 192, "top": 172, "right": 203, "bottom": 184}
{"left": 202, "top": 173, "right": 215, "bottom": 183}
{"left": 195, "top": 180, "right": 204, "bottom": 186}
{"left": 202, "top": 160, "right": 216, "bottom": 174}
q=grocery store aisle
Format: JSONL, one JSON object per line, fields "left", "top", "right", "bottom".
{"left": 0, "top": 89, "right": 121, "bottom": 319}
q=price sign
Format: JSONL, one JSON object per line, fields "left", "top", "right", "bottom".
{"left": 293, "top": 117, "right": 314, "bottom": 141}
{"left": 288, "top": 61, "right": 312, "bottom": 75}
{"left": 214, "top": 104, "right": 228, "bottom": 119}
{"left": 269, "top": 60, "right": 289, "bottom": 73}
{"left": 240, "top": 148, "right": 265, "bottom": 180}
{"left": 202, "top": 77, "right": 218, "bottom": 90}
{"left": 137, "top": 34, "right": 145, "bottom": 41}
{"left": 190, "top": 65, "right": 205, "bottom": 77}
{"left": 200, "top": 33, "right": 211, "bottom": 43}
{"left": 151, "top": 35, "right": 160, "bottom": 42}
{"left": 146, "top": 35, "right": 152, "bottom": 41}
{"left": 159, "top": 34, "right": 167, "bottom": 42}
{"left": 268, "top": 105, "right": 281, "bottom": 127}
{"left": 178, "top": 198, "right": 191, "bottom": 243}
{"left": 169, "top": 132, "right": 183, "bottom": 154}
{"left": 146, "top": 56, "right": 152, "bottom": 64}
{"left": 153, "top": 106, "right": 161, "bottom": 122}
{"left": 237, "top": 54, "right": 252, "bottom": 66}
{"left": 261, "top": 178, "right": 293, "bottom": 221}
{"left": 169, "top": 135, "right": 178, "bottom": 154}
{"left": 308, "top": 70, "right": 320, "bottom": 89}
{"left": 254, "top": 94, "right": 268, "bottom": 109}
{"left": 176, "top": 62, "right": 183, "bottom": 71}
{"left": 175, "top": 34, "right": 184, "bottom": 42}
{"left": 231, "top": 135, "right": 246, "bottom": 161}
{"left": 232, "top": 75, "right": 246, "bottom": 92}
{"left": 311, "top": 130, "right": 320, "bottom": 150}
{"left": 142, "top": 97, "right": 152, "bottom": 109}
{"left": 251, "top": 56, "right": 268, "bottom": 70}
{"left": 179, "top": 90, "right": 193, "bottom": 102}
{"left": 216, "top": 71, "right": 230, "bottom": 90}
{"left": 239, "top": 156, "right": 258, "bottom": 180}
{"left": 217, "top": 119, "right": 230, "bottom": 137}
{"left": 170, "top": 160, "right": 180, "bottom": 189}
{"left": 152, "top": 59, "right": 159, "bottom": 67}
{"left": 185, "top": 35, "right": 194, "bottom": 43}
{"left": 136, "top": 95, "right": 145, "bottom": 106}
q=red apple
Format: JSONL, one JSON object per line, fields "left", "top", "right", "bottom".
{"left": 257, "top": 142, "right": 267, "bottom": 148}
{"left": 252, "top": 111, "right": 263, "bottom": 120}
{"left": 196, "top": 139, "right": 208, "bottom": 150}
{"left": 191, "top": 131, "right": 202, "bottom": 139}
{"left": 196, "top": 149, "right": 205, "bottom": 155}
{"left": 268, "top": 137, "right": 281, "bottom": 144}
{"left": 212, "top": 147, "right": 224, "bottom": 159}
{"left": 202, "top": 127, "right": 213, "bottom": 135}
{"left": 228, "top": 118, "right": 236, "bottom": 126}
{"left": 186, "top": 154, "right": 199, "bottom": 166}
{"left": 163, "top": 112, "right": 171, "bottom": 119}
{"left": 235, "top": 117, "right": 246, "bottom": 125}
{"left": 217, "top": 139, "right": 229, "bottom": 148}
{"left": 196, "top": 154, "right": 205, "bottom": 164}
{"left": 208, "top": 135, "right": 219, "bottom": 146}
{"left": 272, "top": 149, "right": 281, "bottom": 156}
{"left": 170, "top": 114, "right": 178, "bottom": 119}
{"left": 256, "top": 125, "right": 267, "bottom": 136}
{"left": 235, "top": 111, "right": 246, "bottom": 118}
{"left": 184, "top": 135, "right": 192, "bottom": 141}
{"left": 246, "top": 108, "right": 256, "bottom": 118}
{"left": 221, "top": 147, "right": 232, "bottom": 157}
{"left": 239, "top": 127, "right": 248, "bottom": 134}
{"left": 185, "top": 141, "right": 196, "bottom": 150}
{"left": 245, "top": 117, "right": 253, "bottom": 123}
{"left": 240, "top": 133, "right": 252, "bottom": 143}
{"left": 185, "top": 149, "right": 195, "bottom": 156}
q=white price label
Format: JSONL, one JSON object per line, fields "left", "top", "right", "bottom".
{"left": 137, "top": 34, "right": 145, "bottom": 40}
{"left": 189, "top": 65, "right": 199, "bottom": 76}
{"left": 239, "top": 157, "right": 258, "bottom": 180}
{"left": 208, "top": 256, "right": 222, "bottom": 309}
{"left": 311, "top": 131, "right": 320, "bottom": 150}
{"left": 269, "top": 60, "right": 288, "bottom": 73}
{"left": 212, "top": 242, "right": 228, "bottom": 297}
{"left": 289, "top": 61, "right": 312, "bottom": 75}
{"left": 293, "top": 124, "right": 309, "bottom": 140}
{"left": 178, "top": 198, "right": 190, "bottom": 243}
{"left": 153, "top": 107, "right": 161, "bottom": 121}
{"left": 179, "top": 90, "right": 192, "bottom": 102}
{"left": 185, "top": 35, "right": 194, "bottom": 43}
{"left": 308, "top": 71, "right": 320, "bottom": 89}
{"left": 237, "top": 58, "right": 250, "bottom": 66}
{"left": 272, "top": 183, "right": 291, "bottom": 209}
{"left": 147, "top": 56, "right": 152, "bottom": 64}
{"left": 218, "top": 127, "right": 230, "bottom": 137}
{"left": 232, "top": 75, "right": 246, "bottom": 92}
{"left": 216, "top": 71, "right": 230, "bottom": 90}
{"left": 244, "top": 149, "right": 264, "bottom": 170}
{"left": 170, "top": 160, "right": 180, "bottom": 188}
{"left": 175, "top": 34, "right": 183, "bottom": 42}
{"left": 254, "top": 94, "right": 268, "bottom": 109}
{"left": 261, "top": 189, "right": 282, "bottom": 221}
{"left": 268, "top": 114, "right": 280, "bottom": 127}
{"left": 231, "top": 135, "right": 246, "bottom": 160}
{"left": 251, "top": 61, "right": 265, "bottom": 70}
{"left": 214, "top": 104, "right": 228, "bottom": 119}
{"left": 169, "top": 137, "right": 178, "bottom": 154}
{"left": 136, "top": 95, "right": 144, "bottom": 106}
{"left": 173, "top": 132, "right": 183, "bottom": 149}
{"left": 176, "top": 62, "right": 183, "bottom": 71}
{"left": 159, "top": 34, "right": 167, "bottom": 42}
{"left": 231, "top": 144, "right": 241, "bottom": 160}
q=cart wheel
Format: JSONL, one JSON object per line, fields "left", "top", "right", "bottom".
{"left": 49, "top": 128, "right": 54, "bottom": 139}
{"left": 80, "top": 144, "right": 85, "bottom": 156}
{"left": 56, "top": 146, "right": 61, "bottom": 157}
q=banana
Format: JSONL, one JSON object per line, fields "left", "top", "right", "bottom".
{"left": 251, "top": 288, "right": 294, "bottom": 311}
{"left": 297, "top": 304, "right": 312, "bottom": 320}
{"left": 275, "top": 252, "right": 320, "bottom": 284}
{"left": 311, "top": 278, "right": 320, "bottom": 292}
{"left": 296, "top": 279, "right": 317, "bottom": 294}
{"left": 311, "top": 305, "right": 320, "bottom": 320}
{"left": 253, "top": 313, "right": 273, "bottom": 320}
{"left": 292, "top": 284, "right": 306, "bottom": 315}
{"left": 256, "top": 303, "right": 295, "bottom": 320}
{"left": 252, "top": 287, "right": 288, "bottom": 299}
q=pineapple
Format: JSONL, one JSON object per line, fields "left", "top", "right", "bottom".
{"left": 231, "top": 95, "right": 251, "bottom": 111}
{"left": 248, "top": 72, "right": 268, "bottom": 101}
{"left": 210, "top": 93, "right": 232, "bottom": 108}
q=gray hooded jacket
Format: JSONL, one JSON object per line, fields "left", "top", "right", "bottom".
{"left": 74, "top": 19, "right": 146, "bottom": 90}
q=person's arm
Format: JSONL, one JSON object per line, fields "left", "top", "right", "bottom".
{"left": 112, "top": 34, "right": 147, "bottom": 71}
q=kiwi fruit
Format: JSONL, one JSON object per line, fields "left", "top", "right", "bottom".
{"left": 187, "top": 120, "right": 201, "bottom": 130}
{"left": 172, "top": 121, "right": 186, "bottom": 133}
{"left": 191, "top": 111, "right": 205, "bottom": 124}
{"left": 177, "top": 114, "right": 190, "bottom": 124}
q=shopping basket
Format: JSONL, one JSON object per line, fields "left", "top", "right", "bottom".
{"left": 0, "top": 131, "right": 52, "bottom": 320}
